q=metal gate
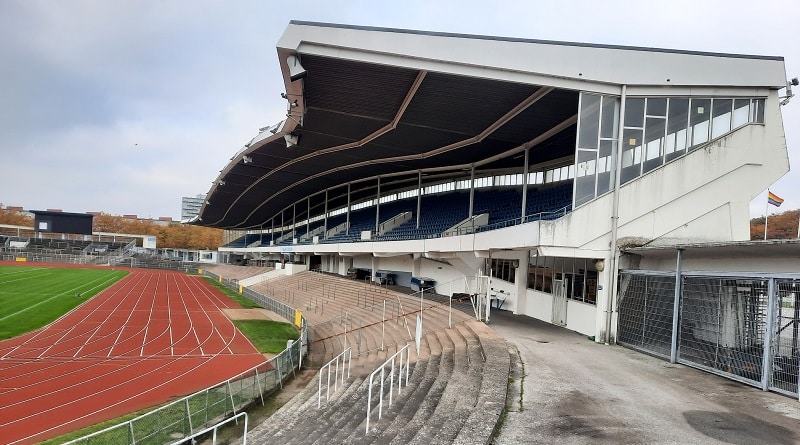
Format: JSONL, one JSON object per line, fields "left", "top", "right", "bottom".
{"left": 552, "top": 279, "right": 567, "bottom": 326}
{"left": 773, "top": 279, "right": 800, "bottom": 395}
{"left": 617, "top": 272, "right": 675, "bottom": 359}
{"left": 617, "top": 271, "right": 800, "bottom": 398}
{"left": 679, "top": 277, "right": 768, "bottom": 386}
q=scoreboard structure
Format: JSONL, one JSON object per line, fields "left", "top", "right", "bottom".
{"left": 30, "top": 210, "right": 93, "bottom": 236}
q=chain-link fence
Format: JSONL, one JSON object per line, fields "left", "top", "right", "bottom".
{"left": 64, "top": 271, "right": 306, "bottom": 445}
{"left": 618, "top": 270, "right": 800, "bottom": 398}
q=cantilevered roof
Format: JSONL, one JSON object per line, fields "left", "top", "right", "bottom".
{"left": 197, "top": 21, "right": 788, "bottom": 229}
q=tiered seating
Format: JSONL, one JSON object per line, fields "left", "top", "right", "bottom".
{"left": 311, "top": 184, "right": 573, "bottom": 243}
{"left": 321, "top": 208, "right": 377, "bottom": 244}
{"left": 224, "top": 233, "right": 264, "bottom": 247}
{"left": 200, "top": 264, "right": 274, "bottom": 281}
{"left": 244, "top": 271, "right": 509, "bottom": 442}
{"left": 247, "top": 314, "right": 509, "bottom": 444}
{"left": 525, "top": 183, "right": 573, "bottom": 219}
{"left": 474, "top": 188, "right": 523, "bottom": 225}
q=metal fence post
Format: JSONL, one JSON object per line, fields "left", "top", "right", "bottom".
{"left": 185, "top": 398, "right": 193, "bottom": 436}
{"left": 761, "top": 278, "right": 777, "bottom": 391}
{"left": 670, "top": 249, "right": 683, "bottom": 363}
{"left": 382, "top": 300, "right": 386, "bottom": 351}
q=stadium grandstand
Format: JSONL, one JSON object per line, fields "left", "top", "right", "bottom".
{"left": 4, "top": 20, "right": 797, "bottom": 445}
{"left": 195, "top": 19, "right": 800, "bottom": 417}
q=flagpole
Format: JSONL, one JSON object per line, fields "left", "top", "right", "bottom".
{"left": 764, "top": 189, "right": 770, "bottom": 241}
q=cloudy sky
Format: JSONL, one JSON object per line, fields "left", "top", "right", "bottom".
{"left": 1, "top": 0, "right": 798, "bottom": 220}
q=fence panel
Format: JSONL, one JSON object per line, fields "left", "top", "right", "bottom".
{"left": 617, "top": 272, "right": 676, "bottom": 359}
{"left": 679, "top": 277, "right": 768, "bottom": 386}
{"left": 772, "top": 279, "right": 800, "bottom": 395}
{"left": 618, "top": 270, "right": 800, "bottom": 398}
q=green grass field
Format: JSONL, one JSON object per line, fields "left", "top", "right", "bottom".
{"left": 233, "top": 319, "right": 300, "bottom": 353}
{"left": 0, "top": 265, "right": 128, "bottom": 340}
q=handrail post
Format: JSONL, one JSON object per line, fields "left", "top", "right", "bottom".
{"left": 389, "top": 356, "right": 395, "bottom": 405}
{"left": 379, "top": 367, "right": 385, "bottom": 421}
{"left": 366, "top": 375, "right": 373, "bottom": 433}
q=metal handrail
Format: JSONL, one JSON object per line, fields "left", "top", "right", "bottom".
{"left": 170, "top": 412, "right": 248, "bottom": 445}
{"left": 365, "top": 343, "right": 410, "bottom": 433}
{"left": 318, "top": 347, "right": 352, "bottom": 408}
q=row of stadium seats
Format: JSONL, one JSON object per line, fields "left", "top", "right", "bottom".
{"left": 224, "top": 185, "right": 573, "bottom": 246}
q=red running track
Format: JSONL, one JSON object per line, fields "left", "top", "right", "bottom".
{"left": 0, "top": 267, "right": 266, "bottom": 444}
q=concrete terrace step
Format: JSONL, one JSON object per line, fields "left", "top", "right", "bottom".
{"left": 453, "top": 321, "right": 510, "bottom": 445}
{"left": 396, "top": 325, "right": 485, "bottom": 444}
{"left": 243, "top": 271, "right": 509, "bottom": 445}
{"left": 358, "top": 332, "right": 445, "bottom": 444}
{"left": 385, "top": 328, "right": 457, "bottom": 445}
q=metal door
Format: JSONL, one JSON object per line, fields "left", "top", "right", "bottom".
{"left": 552, "top": 279, "right": 567, "bottom": 326}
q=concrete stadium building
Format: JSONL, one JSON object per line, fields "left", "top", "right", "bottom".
{"left": 198, "top": 22, "right": 798, "bottom": 397}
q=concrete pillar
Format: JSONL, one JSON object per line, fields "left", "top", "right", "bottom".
{"left": 514, "top": 253, "right": 530, "bottom": 315}
{"left": 412, "top": 253, "right": 422, "bottom": 277}
{"left": 595, "top": 254, "right": 613, "bottom": 343}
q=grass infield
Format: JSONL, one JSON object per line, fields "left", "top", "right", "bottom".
{"left": 0, "top": 265, "right": 128, "bottom": 340}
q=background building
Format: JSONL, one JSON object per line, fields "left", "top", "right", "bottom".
{"left": 181, "top": 194, "right": 206, "bottom": 222}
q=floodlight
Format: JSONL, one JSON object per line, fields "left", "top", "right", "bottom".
{"left": 287, "top": 55, "right": 307, "bottom": 81}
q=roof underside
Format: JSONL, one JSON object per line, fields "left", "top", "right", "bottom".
{"left": 201, "top": 53, "right": 578, "bottom": 229}
{"left": 199, "top": 21, "right": 786, "bottom": 230}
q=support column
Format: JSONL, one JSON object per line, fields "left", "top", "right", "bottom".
{"left": 412, "top": 253, "right": 422, "bottom": 278}
{"left": 416, "top": 172, "right": 422, "bottom": 229}
{"left": 469, "top": 165, "right": 475, "bottom": 217}
{"left": 514, "top": 253, "right": 530, "bottom": 315}
{"left": 521, "top": 149, "right": 529, "bottom": 222}
{"left": 324, "top": 189, "right": 329, "bottom": 234}
{"left": 605, "top": 85, "right": 627, "bottom": 345}
{"left": 345, "top": 185, "right": 350, "bottom": 234}
{"left": 375, "top": 177, "right": 381, "bottom": 234}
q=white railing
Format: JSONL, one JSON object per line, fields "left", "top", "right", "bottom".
{"left": 318, "top": 347, "right": 352, "bottom": 408}
{"left": 170, "top": 412, "right": 248, "bottom": 445}
{"left": 365, "top": 343, "right": 411, "bottom": 433}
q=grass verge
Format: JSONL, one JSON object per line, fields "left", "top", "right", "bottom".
{"left": 233, "top": 319, "right": 300, "bottom": 353}
{"left": 202, "top": 277, "right": 261, "bottom": 308}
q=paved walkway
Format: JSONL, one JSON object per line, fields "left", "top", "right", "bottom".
{"left": 488, "top": 310, "right": 800, "bottom": 445}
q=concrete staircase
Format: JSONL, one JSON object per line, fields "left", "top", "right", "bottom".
{"left": 247, "top": 318, "right": 510, "bottom": 445}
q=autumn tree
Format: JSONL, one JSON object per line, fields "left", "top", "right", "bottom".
{"left": 750, "top": 209, "right": 799, "bottom": 240}
{"left": 0, "top": 205, "right": 33, "bottom": 226}
{"left": 90, "top": 213, "right": 222, "bottom": 249}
